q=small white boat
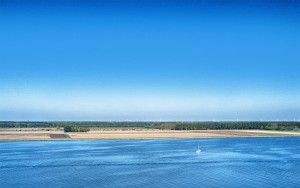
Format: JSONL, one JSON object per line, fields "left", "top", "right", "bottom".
{"left": 196, "top": 144, "right": 202, "bottom": 154}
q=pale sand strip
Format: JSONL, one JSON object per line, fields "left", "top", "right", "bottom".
{"left": 0, "top": 129, "right": 300, "bottom": 141}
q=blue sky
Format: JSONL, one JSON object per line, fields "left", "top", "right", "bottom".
{"left": 0, "top": 0, "right": 300, "bottom": 121}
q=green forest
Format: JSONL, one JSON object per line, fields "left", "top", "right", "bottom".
{"left": 0, "top": 121, "right": 299, "bottom": 131}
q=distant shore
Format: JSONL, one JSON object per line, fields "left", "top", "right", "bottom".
{"left": 1, "top": 128, "right": 300, "bottom": 141}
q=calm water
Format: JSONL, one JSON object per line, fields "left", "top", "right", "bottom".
{"left": 1, "top": 138, "right": 300, "bottom": 188}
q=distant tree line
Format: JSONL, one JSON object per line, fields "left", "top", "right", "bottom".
{"left": 63, "top": 126, "right": 90, "bottom": 132}
{"left": 0, "top": 121, "right": 299, "bottom": 131}
{"left": 165, "top": 122, "right": 300, "bottom": 131}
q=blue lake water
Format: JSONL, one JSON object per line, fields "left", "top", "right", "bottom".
{"left": 1, "top": 137, "right": 300, "bottom": 188}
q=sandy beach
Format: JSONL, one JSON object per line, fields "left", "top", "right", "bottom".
{"left": 1, "top": 128, "right": 300, "bottom": 141}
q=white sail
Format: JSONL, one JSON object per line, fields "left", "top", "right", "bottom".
{"left": 196, "top": 144, "right": 202, "bottom": 154}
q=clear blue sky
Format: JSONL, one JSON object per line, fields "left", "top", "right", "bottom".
{"left": 0, "top": 0, "right": 300, "bottom": 121}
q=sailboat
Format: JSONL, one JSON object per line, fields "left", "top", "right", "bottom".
{"left": 196, "top": 144, "right": 202, "bottom": 154}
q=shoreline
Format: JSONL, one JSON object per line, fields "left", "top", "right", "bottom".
{"left": 1, "top": 136, "right": 300, "bottom": 142}
{"left": 1, "top": 129, "right": 300, "bottom": 141}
